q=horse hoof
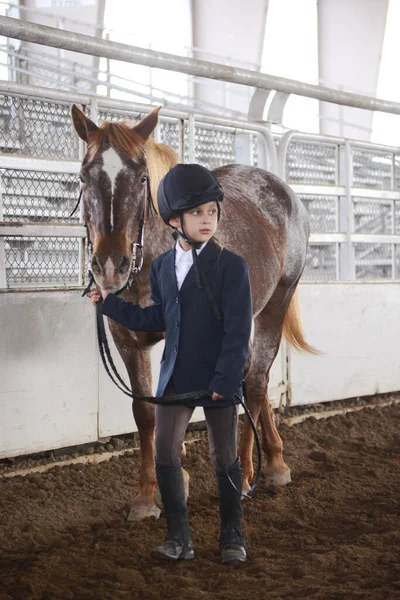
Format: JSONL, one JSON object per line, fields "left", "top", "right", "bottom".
{"left": 127, "top": 504, "right": 161, "bottom": 521}
{"left": 264, "top": 468, "right": 291, "bottom": 488}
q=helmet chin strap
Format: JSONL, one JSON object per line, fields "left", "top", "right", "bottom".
{"left": 171, "top": 214, "right": 222, "bottom": 321}
{"left": 172, "top": 213, "right": 203, "bottom": 250}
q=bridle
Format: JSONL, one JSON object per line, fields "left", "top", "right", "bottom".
{"left": 71, "top": 160, "right": 157, "bottom": 298}
{"left": 73, "top": 151, "right": 262, "bottom": 498}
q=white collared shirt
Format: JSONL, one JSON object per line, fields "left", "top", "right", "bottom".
{"left": 175, "top": 240, "right": 208, "bottom": 290}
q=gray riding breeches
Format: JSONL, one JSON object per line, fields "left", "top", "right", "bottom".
{"left": 155, "top": 386, "right": 238, "bottom": 471}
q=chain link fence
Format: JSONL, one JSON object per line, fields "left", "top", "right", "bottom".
{"left": 1, "top": 169, "right": 80, "bottom": 223}
{"left": 192, "top": 126, "right": 236, "bottom": 170}
{"left": 353, "top": 198, "right": 393, "bottom": 234}
{"left": 285, "top": 137, "right": 400, "bottom": 282}
{"left": 354, "top": 243, "right": 393, "bottom": 280}
{"left": 298, "top": 195, "right": 338, "bottom": 233}
{"left": 302, "top": 243, "right": 337, "bottom": 281}
{"left": 0, "top": 93, "right": 79, "bottom": 159}
{"left": 285, "top": 141, "right": 337, "bottom": 185}
{"left": 352, "top": 149, "right": 392, "bottom": 190}
{"left": 5, "top": 236, "right": 81, "bottom": 286}
{"left": 2, "top": 90, "right": 400, "bottom": 288}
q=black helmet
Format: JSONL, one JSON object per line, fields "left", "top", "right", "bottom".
{"left": 157, "top": 163, "right": 224, "bottom": 224}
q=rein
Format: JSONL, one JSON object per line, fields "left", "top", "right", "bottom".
{"left": 76, "top": 167, "right": 262, "bottom": 498}
{"left": 95, "top": 298, "right": 261, "bottom": 498}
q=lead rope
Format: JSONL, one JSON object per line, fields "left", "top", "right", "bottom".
{"left": 95, "top": 300, "right": 261, "bottom": 498}
{"left": 78, "top": 174, "right": 261, "bottom": 497}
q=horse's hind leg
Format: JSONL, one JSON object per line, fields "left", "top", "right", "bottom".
{"left": 240, "top": 287, "right": 293, "bottom": 491}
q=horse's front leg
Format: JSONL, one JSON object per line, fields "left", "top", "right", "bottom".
{"left": 109, "top": 324, "right": 160, "bottom": 520}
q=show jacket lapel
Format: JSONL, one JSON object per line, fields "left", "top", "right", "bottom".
{"left": 163, "top": 247, "right": 179, "bottom": 296}
{"left": 179, "top": 239, "right": 221, "bottom": 294}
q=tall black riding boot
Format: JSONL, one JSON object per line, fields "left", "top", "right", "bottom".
{"left": 216, "top": 458, "right": 247, "bottom": 564}
{"left": 151, "top": 464, "right": 194, "bottom": 561}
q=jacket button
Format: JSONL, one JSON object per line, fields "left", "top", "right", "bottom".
{"left": 175, "top": 296, "right": 179, "bottom": 304}
{"left": 174, "top": 345, "right": 178, "bottom": 352}
{"left": 175, "top": 321, "right": 179, "bottom": 327}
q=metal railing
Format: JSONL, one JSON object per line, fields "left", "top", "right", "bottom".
{"left": 1, "top": 17, "right": 400, "bottom": 116}
{"left": 0, "top": 43, "right": 250, "bottom": 119}
{"left": 0, "top": 82, "right": 274, "bottom": 289}
{"left": 1, "top": 18, "right": 400, "bottom": 288}
{"left": 278, "top": 132, "right": 400, "bottom": 281}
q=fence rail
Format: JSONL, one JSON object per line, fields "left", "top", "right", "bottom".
{"left": 1, "top": 81, "right": 400, "bottom": 289}
{"left": 2, "top": 17, "right": 400, "bottom": 116}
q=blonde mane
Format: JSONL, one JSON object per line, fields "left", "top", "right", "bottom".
{"left": 88, "top": 120, "right": 179, "bottom": 213}
{"left": 144, "top": 139, "right": 179, "bottom": 213}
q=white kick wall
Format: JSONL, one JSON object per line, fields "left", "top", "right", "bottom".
{"left": 1, "top": 283, "right": 400, "bottom": 458}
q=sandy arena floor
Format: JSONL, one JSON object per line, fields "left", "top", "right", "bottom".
{"left": 0, "top": 403, "right": 399, "bottom": 600}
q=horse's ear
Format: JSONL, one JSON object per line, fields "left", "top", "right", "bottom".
{"left": 133, "top": 106, "right": 161, "bottom": 143}
{"left": 70, "top": 104, "right": 99, "bottom": 142}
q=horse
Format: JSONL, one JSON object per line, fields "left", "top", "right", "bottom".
{"left": 71, "top": 104, "right": 314, "bottom": 520}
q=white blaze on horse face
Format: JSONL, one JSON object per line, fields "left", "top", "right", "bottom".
{"left": 102, "top": 148, "right": 124, "bottom": 231}
{"left": 104, "top": 257, "right": 115, "bottom": 282}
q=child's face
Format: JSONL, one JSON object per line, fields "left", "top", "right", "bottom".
{"left": 169, "top": 201, "right": 218, "bottom": 243}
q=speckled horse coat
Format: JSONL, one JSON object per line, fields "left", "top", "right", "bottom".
{"left": 71, "top": 105, "right": 313, "bottom": 520}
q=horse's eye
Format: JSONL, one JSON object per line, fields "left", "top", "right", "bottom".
{"left": 141, "top": 174, "right": 148, "bottom": 184}
{"left": 79, "top": 174, "right": 85, "bottom": 184}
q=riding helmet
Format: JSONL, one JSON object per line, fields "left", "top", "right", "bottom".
{"left": 157, "top": 163, "right": 224, "bottom": 224}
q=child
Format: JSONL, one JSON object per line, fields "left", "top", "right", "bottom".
{"left": 89, "top": 164, "right": 252, "bottom": 563}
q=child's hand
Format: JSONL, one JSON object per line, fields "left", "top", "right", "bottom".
{"left": 88, "top": 290, "right": 103, "bottom": 306}
{"left": 211, "top": 391, "right": 224, "bottom": 401}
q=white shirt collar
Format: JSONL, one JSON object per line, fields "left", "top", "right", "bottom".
{"left": 175, "top": 239, "right": 208, "bottom": 263}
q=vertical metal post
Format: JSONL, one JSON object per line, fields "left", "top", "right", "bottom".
{"left": 335, "top": 144, "right": 340, "bottom": 279}
{"left": 178, "top": 118, "right": 184, "bottom": 162}
{"left": 0, "top": 172, "right": 7, "bottom": 288}
{"left": 276, "top": 134, "right": 291, "bottom": 408}
{"left": 391, "top": 152, "right": 396, "bottom": 280}
{"left": 149, "top": 43, "right": 153, "bottom": 99}
{"left": 105, "top": 33, "right": 110, "bottom": 97}
{"left": 78, "top": 104, "right": 89, "bottom": 286}
{"left": 188, "top": 114, "right": 196, "bottom": 163}
{"left": 153, "top": 121, "right": 161, "bottom": 144}
{"left": 256, "top": 132, "right": 268, "bottom": 171}
{"left": 339, "top": 141, "right": 354, "bottom": 280}
{"left": 90, "top": 97, "right": 99, "bottom": 124}
{"left": 234, "top": 132, "right": 252, "bottom": 165}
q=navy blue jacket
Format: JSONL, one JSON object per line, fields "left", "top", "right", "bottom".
{"left": 101, "top": 239, "right": 252, "bottom": 408}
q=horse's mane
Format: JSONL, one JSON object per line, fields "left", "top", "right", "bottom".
{"left": 88, "top": 120, "right": 179, "bottom": 213}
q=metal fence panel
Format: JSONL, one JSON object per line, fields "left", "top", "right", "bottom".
{"left": 299, "top": 194, "right": 338, "bottom": 233}
{"left": 0, "top": 93, "right": 79, "bottom": 159}
{"left": 193, "top": 126, "right": 236, "bottom": 170}
{"left": 354, "top": 242, "right": 393, "bottom": 280}
{"left": 5, "top": 236, "right": 81, "bottom": 286}
{"left": 353, "top": 198, "right": 393, "bottom": 234}
{"left": 303, "top": 243, "right": 337, "bottom": 281}
{"left": 1, "top": 169, "right": 79, "bottom": 223}
{"left": 352, "top": 148, "right": 392, "bottom": 190}
{"left": 285, "top": 141, "right": 337, "bottom": 185}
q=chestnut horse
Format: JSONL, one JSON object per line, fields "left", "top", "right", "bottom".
{"left": 71, "top": 105, "right": 313, "bottom": 520}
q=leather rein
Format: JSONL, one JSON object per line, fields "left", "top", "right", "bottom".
{"left": 74, "top": 168, "right": 262, "bottom": 498}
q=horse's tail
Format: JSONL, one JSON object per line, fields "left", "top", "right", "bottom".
{"left": 283, "top": 290, "right": 320, "bottom": 354}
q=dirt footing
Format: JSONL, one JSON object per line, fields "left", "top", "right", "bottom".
{"left": 0, "top": 402, "right": 399, "bottom": 600}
